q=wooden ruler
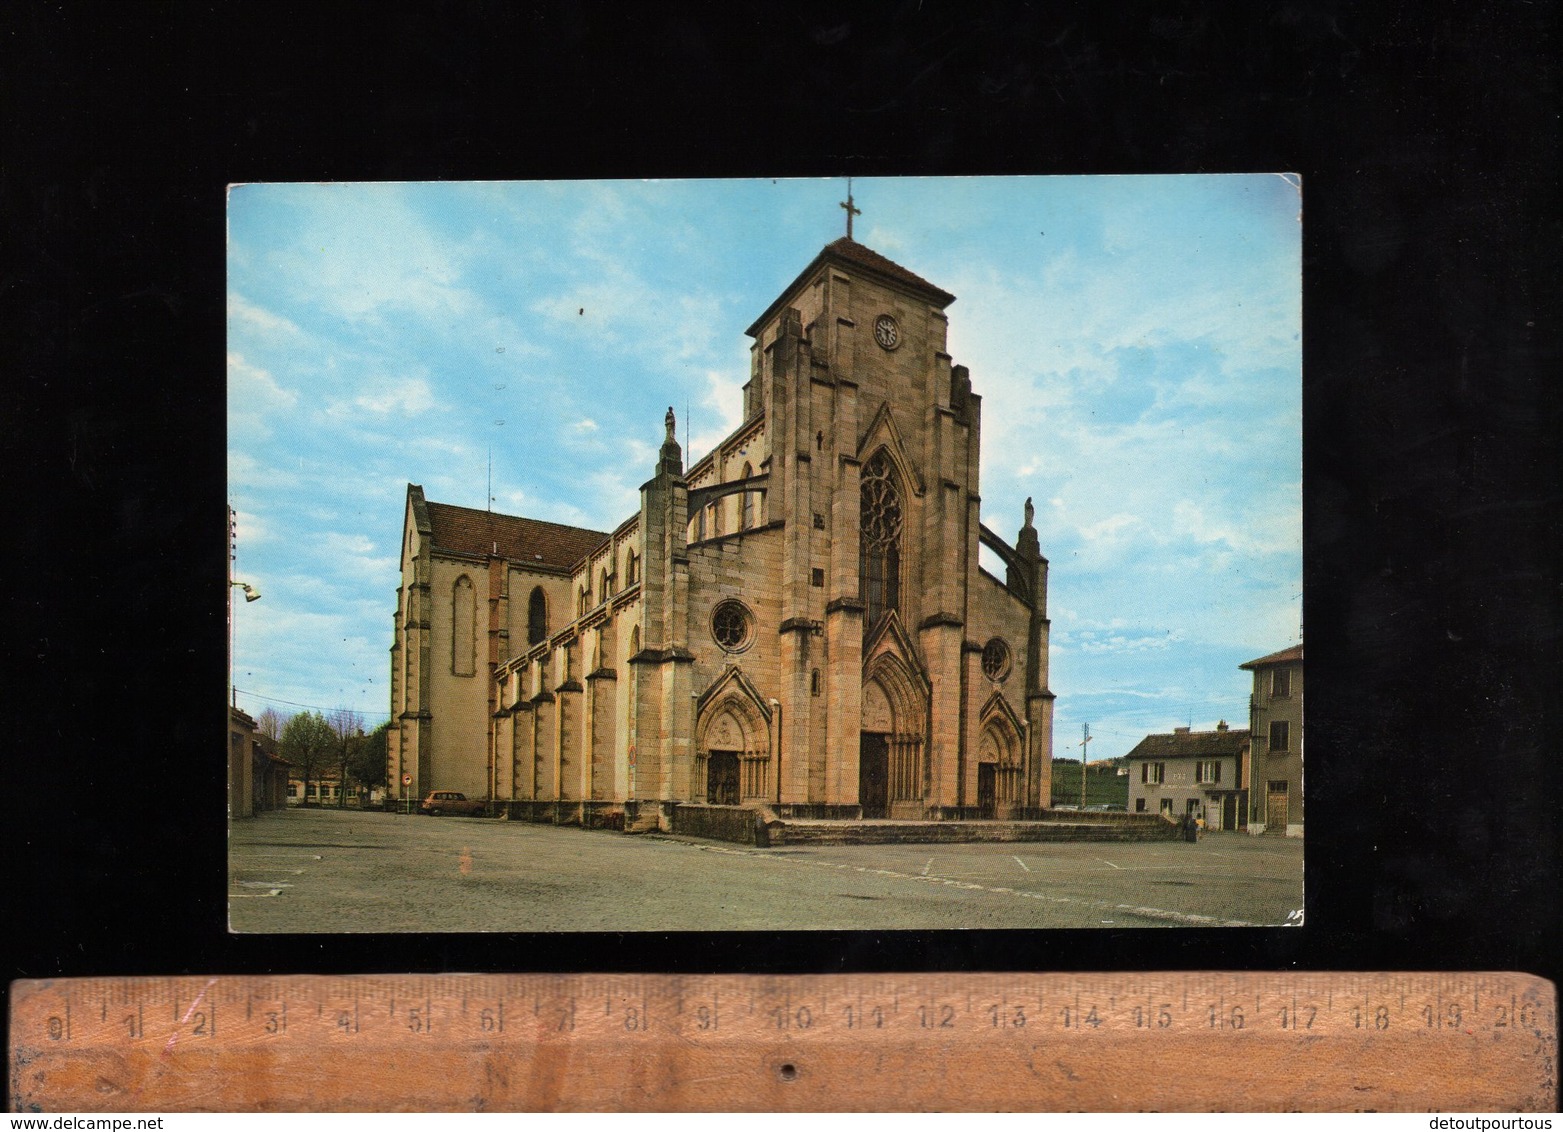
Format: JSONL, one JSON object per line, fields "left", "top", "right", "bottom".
{"left": 9, "top": 972, "right": 1556, "bottom": 1112}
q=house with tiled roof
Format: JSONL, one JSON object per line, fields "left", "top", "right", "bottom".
{"left": 1125, "top": 722, "right": 1251, "bottom": 831}
{"left": 1242, "top": 643, "right": 1304, "bottom": 835}
{"left": 389, "top": 235, "right": 1054, "bottom": 827}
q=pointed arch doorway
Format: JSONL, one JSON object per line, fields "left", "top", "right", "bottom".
{"left": 858, "top": 733, "right": 889, "bottom": 818}
{"left": 861, "top": 654, "right": 928, "bottom": 819}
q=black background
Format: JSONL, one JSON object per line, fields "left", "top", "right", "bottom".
{"left": 4, "top": 0, "right": 1557, "bottom": 1082}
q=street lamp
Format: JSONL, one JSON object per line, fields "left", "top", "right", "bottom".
{"left": 228, "top": 579, "right": 261, "bottom": 711}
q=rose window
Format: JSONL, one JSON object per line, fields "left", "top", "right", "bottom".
{"left": 982, "top": 637, "right": 1012, "bottom": 682}
{"left": 711, "top": 600, "right": 753, "bottom": 652}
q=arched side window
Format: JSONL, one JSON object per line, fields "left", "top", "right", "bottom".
{"left": 600, "top": 567, "right": 612, "bottom": 600}
{"left": 859, "top": 449, "right": 903, "bottom": 627}
{"left": 625, "top": 549, "right": 639, "bottom": 585}
{"left": 452, "top": 575, "right": 476, "bottom": 676}
{"left": 578, "top": 585, "right": 589, "bottom": 617}
{"left": 527, "top": 586, "right": 547, "bottom": 645}
{"left": 740, "top": 463, "right": 755, "bottom": 530}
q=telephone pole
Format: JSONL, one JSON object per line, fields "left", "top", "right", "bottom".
{"left": 1080, "top": 723, "right": 1092, "bottom": 810}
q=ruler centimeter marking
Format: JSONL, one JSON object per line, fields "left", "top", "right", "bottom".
{"left": 9, "top": 972, "right": 1556, "bottom": 1112}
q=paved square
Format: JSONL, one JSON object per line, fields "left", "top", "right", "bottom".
{"left": 229, "top": 808, "right": 1304, "bottom": 933}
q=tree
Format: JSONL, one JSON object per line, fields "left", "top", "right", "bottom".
{"left": 255, "top": 707, "right": 287, "bottom": 741}
{"left": 327, "top": 708, "right": 364, "bottom": 808}
{"left": 348, "top": 722, "right": 391, "bottom": 800}
{"left": 278, "top": 711, "right": 336, "bottom": 805}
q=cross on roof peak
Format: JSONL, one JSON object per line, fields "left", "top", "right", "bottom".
{"left": 839, "top": 177, "right": 861, "bottom": 240}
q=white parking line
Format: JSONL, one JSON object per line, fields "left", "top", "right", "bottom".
{"left": 239, "top": 853, "right": 323, "bottom": 860}
{"left": 1012, "top": 856, "right": 1030, "bottom": 872}
{"left": 921, "top": 859, "right": 933, "bottom": 876}
{"left": 687, "top": 842, "right": 1262, "bottom": 926}
{"left": 1098, "top": 857, "right": 1123, "bottom": 869}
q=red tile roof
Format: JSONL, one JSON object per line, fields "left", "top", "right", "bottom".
{"left": 820, "top": 238, "right": 956, "bottom": 306}
{"left": 1126, "top": 728, "right": 1252, "bottom": 761}
{"left": 746, "top": 238, "right": 956, "bottom": 336}
{"left": 425, "top": 500, "right": 610, "bottom": 570}
{"left": 1240, "top": 643, "right": 1304, "bottom": 669}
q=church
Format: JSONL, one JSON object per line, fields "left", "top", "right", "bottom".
{"left": 389, "top": 233, "right": 1055, "bottom": 828}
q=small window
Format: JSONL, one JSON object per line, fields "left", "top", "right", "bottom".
{"left": 1160, "top": 798, "right": 1174, "bottom": 816}
{"left": 625, "top": 550, "right": 639, "bottom": 585}
{"left": 1142, "top": 762, "right": 1165, "bottom": 785}
{"left": 452, "top": 575, "right": 476, "bottom": 676}
{"left": 1196, "top": 760, "right": 1221, "bottom": 784}
{"left": 811, "top": 568, "right": 825, "bottom": 587}
{"left": 600, "top": 567, "right": 612, "bottom": 600}
{"left": 1269, "top": 720, "right": 1290, "bottom": 751}
{"left": 813, "top": 512, "right": 825, "bottom": 530}
{"left": 1272, "top": 668, "right": 1291, "bottom": 698}
{"left": 811, "top": 669, "right": 821, "bottom": 696}
{"left": 1135, "top": 797, "right": 1146, "bottom": 813}
{"left": 527, "top": 586, "right": 548, "bottom": 645}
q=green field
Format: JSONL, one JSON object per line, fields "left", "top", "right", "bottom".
{"left": 1048, "top": 760, "right": 1130, "bottom": 808}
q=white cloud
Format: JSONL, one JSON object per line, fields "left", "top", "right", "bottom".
{"left": 229, "top": 507, "right": 271, "bottom": 547}
{"left": 343, "top": 377, "right": 437, "bottom": 417}
{"left": 1079, "top": 513, "right": 1142, "bottom": 544}
{"left": 262, "top": 187, "right": 488, "bottom": 330}
{"left": 228, "top": 351, "right": 297, "bottom": 411}
{"left": 228, "top": 449, "right": 301, "bottom": 492}
{"left": 228, "top": 352, "right": 299, "bottom": 442}
{"left": 688, "top": 369, "right": 746, "bottom": 460}
{"left": 229, "top": 293, "right": 303, "bottom": 340}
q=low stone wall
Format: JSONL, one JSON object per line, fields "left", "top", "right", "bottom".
{"left": 502, "top": 800, "right": 625, "bottom": 830}
{"left": 773, "top": 803, "right": 862, "bottom": 821}
{"left": 623, "top": 799, "right": 672, "bottom": 834}
{"left": 670, "top": 803, "right": 765, "bottom": 846}
{"left": 493, "top": 799, "right": 1179, "bottom": 845}
{"left": 1036, "top": 808, "right": 1164, "bottom": 825}
{"left": 773, "top": 816, "right": 1181, "bottom": 847}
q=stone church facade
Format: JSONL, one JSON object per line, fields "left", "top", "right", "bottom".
{"left": 389, "top": 238, "right": 1054, "bottom": 825}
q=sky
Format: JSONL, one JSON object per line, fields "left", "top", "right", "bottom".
{"left": 227, "top": 175, "right": 1301, "bottom": 761}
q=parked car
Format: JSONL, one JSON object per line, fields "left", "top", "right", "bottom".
{"left": 418, "top": 790, "right": 486, "bottom": 817}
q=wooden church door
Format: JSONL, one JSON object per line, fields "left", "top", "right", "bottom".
{"left": 707, "top": 751, "right": 740, "bottom": 806}
{"left": 858, "top": 734, "right": 889, "bottom": 818}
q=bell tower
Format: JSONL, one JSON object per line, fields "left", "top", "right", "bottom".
{"left": 743, "top": 234, "right": 1017, "bottom": 817}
